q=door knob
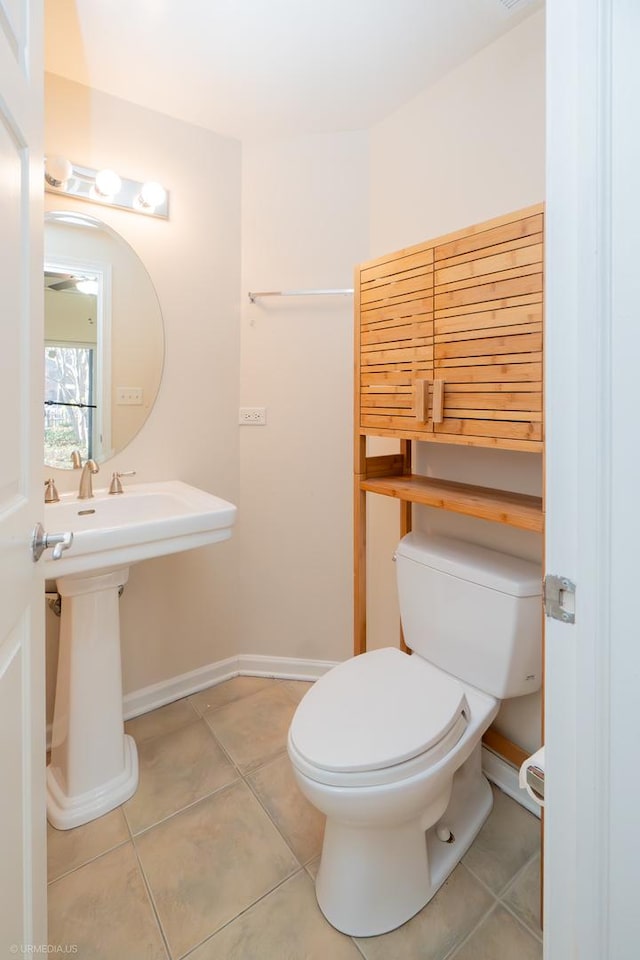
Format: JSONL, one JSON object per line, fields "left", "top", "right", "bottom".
{"left": 31, "top": 522, "right": 74, "bottom": 562}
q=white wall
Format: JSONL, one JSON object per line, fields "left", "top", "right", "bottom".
{"left": 44, "top": 75, "right": 242, "bottom": 719}
{"left": 238, "top": 132, "right": 369, "bottom": 663}
{"left": 367, "top": 11, "right": 546, "bottom": 752}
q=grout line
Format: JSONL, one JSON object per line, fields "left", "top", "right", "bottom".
{"left": 131, "top": 839, "right": 174, "bottom": 960}
{"left": 441, "top": 901, "right": 499, "bottom": 960}
{"left": 47, "top": 833, "right": 131, "bottom": 885}
{"left": 178, "top": 868, "right": 306, "bottom": 959}
{"left": 498, "top": 895, "right": 543, "bottom": 944}
{"left": 129, "top": 776, "right": 242, "bottom": 840}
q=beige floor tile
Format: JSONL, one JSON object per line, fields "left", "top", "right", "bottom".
{"left": 47, "top": 807, "right": 130, "bottom": 882}
{"left": 48, "top": 842, "right": 167, "bottom": 960}
{"left": 124, "top": 720, "right": 238, "bottom": 834}
{"left": 248, "top": 753, "right": 325, "bottom": 863}
{"left": 125, "top": 698, "right": 198, "bottom": 744}
{"left": 462, "top": 787, "right": 540, "bottom": 894}
{"left": 449, "top": 905, "right": 542, "bottom": 960}
{"left": 135, "top": 781, "right": 298, "bottom": 959}
{"left": 502, "top": 854, "right": 542, "bottom": 937}
{"left": 355, "top": 863, "right": 494, "bottom": 960}
{"left": 189, "top": 676, "right": 280, "bottom": 715}
{"left": 282, "top": 679, "right": 314, "bottom": 703}
{"left": 189, "top": 869, "right": 363, "bottom": 960}
{"left": 306, "top": 856, "right": 320, "bottom": 880}
{"left": 203, "top": 684, "right": 297, "bottom": 772}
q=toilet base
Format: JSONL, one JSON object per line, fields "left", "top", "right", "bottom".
{"left": 314, "top": 745, "right": 493, "bottom": 937}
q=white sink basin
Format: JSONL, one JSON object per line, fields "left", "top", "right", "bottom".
{"left": 43, "top": 480, "right": 237, "bottom": 578}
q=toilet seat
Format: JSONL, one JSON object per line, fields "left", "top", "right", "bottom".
{"left": 288, "top": 647, "right": 470, "bottom": 788}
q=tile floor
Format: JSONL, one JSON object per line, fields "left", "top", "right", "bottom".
{"left": 47, "top": 676, "right": 543, "bottom": 960}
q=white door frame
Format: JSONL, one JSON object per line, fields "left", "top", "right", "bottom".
{"left": 545, "top": 0, "right": 640, "bottom": 956}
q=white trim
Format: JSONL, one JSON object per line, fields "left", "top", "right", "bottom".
{"left": 481, "top": 746, "right": 540, "bottom": 819}
{"left": 122, "top": 654, "right": 339, "bottom": 721}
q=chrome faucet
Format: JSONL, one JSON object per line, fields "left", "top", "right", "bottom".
{"left": 77, "top": 459, "right": 99, "bottom": 499}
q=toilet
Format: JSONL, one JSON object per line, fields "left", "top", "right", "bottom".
{"left": 287, "top": 531, "right": 542, "bottom": 937}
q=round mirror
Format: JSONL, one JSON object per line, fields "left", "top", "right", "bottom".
{"left": 44, "top": 212, "right": 164, "bottom": 469}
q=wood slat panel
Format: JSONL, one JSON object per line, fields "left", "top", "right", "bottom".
{"left": 435, "top": 362, "right": 541, "bottom": 383}
{"left": 362, "top": 295, "right": 434, "bottom": 322}
{"left": 440, "top": 408, "right": 542, "bottom": 422}
{"left": 434, "top": 213, "right": 543, "bottom": 262}
{"left": 435, "top": 331, "right": 542, "bottom": 360}
{"left": 435, "top": 292, "right": 541, "bottom": 321}
{"left": 361, "top": 394, "right": 415, "bottom": 409}
{"left": 362, "top": 337, "right": 431, "bottom": 354}
{"left": 361, "top": 273, "right": 434, "bottom": 306}
{"left": 360, "top": 247, "right": 434, "bottom": 283}
{"left": 440, "top": 380, "right": 542, "bottom": 393}
{"left": 362, "top": 322, "right": 432, "bottom": 346}
{"left": 437, "top": 321, "right": 542, "bottom": 345}
{"left": 435, "top": 273, "right": 543, "bottom": 312}
{"left": 444, "top": 392, "right": 542, "bottom": 411}
{"left": 361, "top": 371, "right": 419, "bottom": 386}
{"left": 360, "top": 424, "right": 542, "bottom": 452}
{"left": 435, "top": 243, "right": 543, "bottom": 287}
{"left": 436, "top": 232, "right": 544, "bottom": 271}
{"left": 362, "top": 384, "right": 413, "bottom": 394}
{"left": 433, "top": 418, "right": 542, "bottom": 441}
{"left": 435, "top": 261, "right": 541, "bottom": 297}
{"left": 360, "top": 474, "right": 543, "bottom": 532}
{"left": 436, "top": 351, "right": 542, "bottom": 369}
{"left": 362, "top": 345, "right": 434, "bottom": 365}
{"left": 435, "top": 303, "right": 542, "bottom": 336}
{"left": 362, "top": 262, "right": 434, "bottom": 292}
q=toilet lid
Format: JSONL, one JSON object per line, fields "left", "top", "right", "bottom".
{"left": 289, "top": 647, "right": 469, "bottom": 773}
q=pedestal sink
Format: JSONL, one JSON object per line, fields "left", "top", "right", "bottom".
{"left": 44, "top": 481, "right": 236, "bottom": 829}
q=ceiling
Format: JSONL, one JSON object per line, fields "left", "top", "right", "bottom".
{"left": 45, "top": 0, "right": 543, "bottom": 141}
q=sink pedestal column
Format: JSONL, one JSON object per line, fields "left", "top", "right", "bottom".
{"left": 46, "top": 567, "right": 138, "bottom": 830}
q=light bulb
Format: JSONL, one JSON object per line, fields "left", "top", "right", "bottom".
{"left": 136, "top": 181, "right": 166, "bottom": 211}
{"left": 45, "top": 156, "right": 73, "bottom": 189}
{"left": 76, "top": 279, "right": 98, "bottom": 296}
{"left": 93, "top": 169, "right": 122, "bottom": 198}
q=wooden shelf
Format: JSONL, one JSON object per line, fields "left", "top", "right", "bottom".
{"left": 360, "top": 473, "right": 543, "bottom": 533}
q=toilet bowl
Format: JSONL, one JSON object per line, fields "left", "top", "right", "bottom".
{"left": 287, "top": 533, "right": 542, "bottom": 937}
{"left": 288, "top": 648, "right": 498, "bottom": 936}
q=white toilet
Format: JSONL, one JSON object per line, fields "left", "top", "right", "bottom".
{"left": 287, "top": 531, "right": 542, "bottom": 937}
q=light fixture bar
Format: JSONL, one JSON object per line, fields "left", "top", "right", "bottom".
{"left": 44, "top": 159, "right": 169, "bottom": 219}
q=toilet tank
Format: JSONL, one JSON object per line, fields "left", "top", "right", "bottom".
{"left": 395, "top": 532, "right": 542, "bottom": 699}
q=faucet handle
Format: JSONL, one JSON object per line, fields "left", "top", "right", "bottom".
{"left": 108, "top": 470, "right": 136, "bottom": 495}
{"left": 44, "top": 478, "right": 60, "bottom": 503}
{"left": 70, "top": 450, "right": 82, "bottom": 469}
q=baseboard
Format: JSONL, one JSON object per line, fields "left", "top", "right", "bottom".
{"left": 122, "top": 653, "right": 339, "bottom": 721}
{"left": 482, "top": 745, "right": 541, "bottom": 819}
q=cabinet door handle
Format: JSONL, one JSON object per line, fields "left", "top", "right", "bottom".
{"left": 415, "top": 378, "right": 430, "bottom": 423}
{"left": 432, "top": 379, "right": 445, "bottom": 424}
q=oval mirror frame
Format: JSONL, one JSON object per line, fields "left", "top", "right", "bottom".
{"left": 44, "top": 211, "right": 165, "bottom": 470}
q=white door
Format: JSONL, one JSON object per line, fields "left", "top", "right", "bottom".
{"left": 545, "top": 0, "right": 640, "bottom": 957}
{"left": 0, "top": 0, "right": 46, "bottom": 954}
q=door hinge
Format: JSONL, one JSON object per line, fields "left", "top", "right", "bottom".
{"left": 543, "top": 574, "right": 576, "bottom": 624}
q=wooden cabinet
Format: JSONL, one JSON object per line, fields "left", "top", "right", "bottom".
{"left": 357, "top": 241, "right": 434, "bottom": 437}
{"left": 356, "top": 204, "right": 544, "bottom": 452}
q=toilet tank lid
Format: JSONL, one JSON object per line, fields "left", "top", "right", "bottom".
{"left": 396, "top": 532, "right": 542, "bottom": 598}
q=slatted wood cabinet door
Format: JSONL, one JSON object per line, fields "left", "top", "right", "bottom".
{"left": 357, "top": 241, "right": 435, "bottom": 437}
{"left": 432, "top": 207, "right": 544, "bottom": 448}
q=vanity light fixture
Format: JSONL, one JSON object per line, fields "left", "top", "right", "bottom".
{"left": 44, "top": 156, "right": 169, "bottom": 219}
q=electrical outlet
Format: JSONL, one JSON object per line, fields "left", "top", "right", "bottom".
{"left": 239, "top": 406, "right": 266, "bottom": 425}
{"left": 116, "top": 387, "right": 143, "bottom": 405}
